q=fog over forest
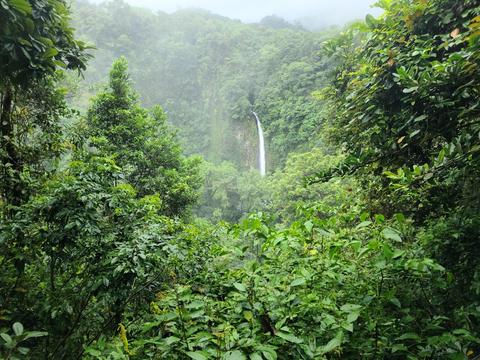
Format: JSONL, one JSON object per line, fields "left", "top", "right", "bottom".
{"left": 89, "top": 0, "right": 382, "bottom": 27}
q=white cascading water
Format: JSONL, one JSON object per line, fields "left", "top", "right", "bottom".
{"left": 252, "top": 111, "right": 266, "bottom": 176}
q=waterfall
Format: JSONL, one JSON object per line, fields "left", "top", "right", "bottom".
{"left": 252, "top": 111, "right": 266, "bottom": 176}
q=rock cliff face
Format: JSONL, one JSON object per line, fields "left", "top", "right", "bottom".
{"left": 232, "top": 115, "right": 261, "bottom": 172}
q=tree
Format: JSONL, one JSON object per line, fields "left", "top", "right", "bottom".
{"left": 323, "top": 0, "right": 480, "bottom": 219}
{"left": 0, "top": 155, "right": 181, "bottom": 358}
{"left": 0, "top": 0, "right": 89, "bottom": 206}
{"left": 84, "top": 57, "right": 201, "bottom": 216}
{"left": 267, "top": 148, "right": 351, "bottom": 222}
{"left": 321, "top": 0, "right": 480, "bottom": 337}
{"left": 260, "top": 15, "right": 302, "bottom": 30}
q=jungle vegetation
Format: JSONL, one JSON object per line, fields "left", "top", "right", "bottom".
{"left": 0, "top": 0, "right": 479, "bottom": 359}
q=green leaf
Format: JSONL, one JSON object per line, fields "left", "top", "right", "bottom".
{"left": 243, "top": 311, "right": 253, "bottom": 322}
{"left": 255, "top": 345, "right": 277, "bottom": 360}
{"left": 347, "top": 312, "right": 360, "bottom": 323}
{"left": 389, "top": 297, "right": 401, "bottom": 308}
{"left": 391, "top": 343, "right": 408, "bottom": 353}
{"left": 356, "top": 221, "right": 372, "bottom": 228}
{"left": 262, "top": 351, "right": 277, "bottom": 360}
{"left": 13, "top": 322, "right": 23, "bottom": 336}
{"left": 350, "top": 240, "right": 362, "bottom": 252}
{"left": 164, "top": 336, "right": 180, "bottom": 345}
{"left": 375, "top": 214, "right": 385, "bottom": 223}
{"left": 233, "top": 282, "right": 247, "bottom": 292}
{"left": 452, "top": 328, "right": 471, "bottom": 336}
{"left": 185, "top": 300, "right": 204, "bottom": 309}
{"left": 23, "top": 331, "right": 48, "bottom": 340}
{"left": 1, "top": 333, "right": 13, "bottom": 345}
{"left": 394, "top": 213, "right": 406, "bottom": 223}
{"left": 9, "top": 0, "right": 32, "bottom": 14}
{"left": 409, "top": 129, "right": 421, "bottom": 138}
{"left": 414, "top": 115, "right": 427, "bottom": 122}
{"left": 186, "top": 351, "right": 208, "bottom": 360}
{"left": 276, "top": 331, "right": 303, "bottom": 344}
{"left": 223, "top": 350, "right": 246, "bottom": 360}
{"left": 304, "top": 220, "right": 313, "bottom": 233}
{"left": 300, "top": 268, "right": 311, "bottom": 279}
{"left": 320, "top": 332, "right": 343, "bottom": 354}
{"left": 382, "top": 228, "right": 402, "bottom": 242}
{"left": 290, "top": 278, "right": 306, "bottom": 287}
{"left": 396, "top": 333, "right": 420, "bottom": 341}
{"left": 54, "top": 60, "right": 67, "bottom": 68}
{"left": 17, "top": 347, "right": 29, "bottom": 355}
{"left": 383, "top": 243, "right": 394, "bottom": 260}
{"left": 403, "top": 87, "right": 418, "bottom": 94}
{"left": 250, "top": 353, "right": 263, "bottom": 360}
{"left": 85, "top": 349, "right": 102, "bottom": 356}
{"left": 365, "top": 14, "right": 377, "bottom": 28}
{"left": 342, "top": 322, "right": 354, "bottom": 332}
{"left": 43, "top": 47, "right": 59, "bottom": 59}
{"left": 340, "top": 304, "right": 362, "bottom": 312}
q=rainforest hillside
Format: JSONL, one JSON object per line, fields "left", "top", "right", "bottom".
{"left": 70, "top": 0, "right": 337, "bottom": 169}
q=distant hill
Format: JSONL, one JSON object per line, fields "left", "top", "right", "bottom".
{"left": 71, "top": 0, "right": 337, "bottom": 169}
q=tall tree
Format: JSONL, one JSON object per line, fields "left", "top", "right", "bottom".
{"left": 85, "top": 57, "right": 201, "bottom": 216}
{"left": 0, "top": 0, "right": 89, "bottom": 206}
{"left": 321, "top": 0, "right": 480, "bottom": 330}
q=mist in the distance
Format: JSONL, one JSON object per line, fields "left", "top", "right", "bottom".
{"left": 90, "top": 0, "right": 381, "bottom": 27}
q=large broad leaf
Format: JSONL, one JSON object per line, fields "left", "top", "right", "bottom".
{"left": 396, "top": 333, "right": 420, "bottom": 341}
{"left": 13, "top": 322, "right": 23, "bottom": 336}
{"left": 347, "top": 312, "right": 360, "bottom": 323}
{"left": 223, "top": 350, "right": 246, "bottom": 360}
{"left": 8, "top": 0, "right": 32, "bottom": 14}
{"left": 290, "top": 278, "right": 306, "bottom": 287}
{"left": 1, "top": 333, "right": 12, "bottom": 345}
{"left": 233, "top": 282, "right": 247, "bottom": 292}
{"left": 365, "top": 14, "right": 378, "bottom": 29}
{"left": 304, "top": 220, "right": 313, "bottom": 233}
{"left": 255, "top": 345, "right": 277, "bottom": 360}
{"left": 382, "top": 228, "right": 402, "bottom": 242}
{"left": 186, "top": 351, "right": 208, "bottom": 360}
{"left": 320, "top": 332, "right": 343, "bottom": 354}
{"left": 356, "top": 221, "right": 372, "bottom": 229}
{"left": 85, "top": 349, "right": 102, "bottom": 356}
{"left": 43, "top": 47, "right": 59, "bottom": 59}
{"left": 276, "top": 331, "right": 303, "bottom": 344}
{"left": 164, "top": 336, "right": 181, "bottom": 345}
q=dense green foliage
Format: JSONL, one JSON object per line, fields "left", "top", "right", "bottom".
{"left": 195, "top": 149, "right": 347, "bottom": 223}
{"left": 0, "top": 0, "right": 89, "bottom": 206}
{"left": 0, "top": 0, "right": 88, "bottom": 84}
{"left": 319, "top": 0, "right": 480, "bottom": 341}
{"left": 1, "top": 0, "right": 480, "bottom": 359}
{"left": 1, "top": 14, "right": 202, "bottom": 355}
{"left": 84, "top": 208, "right": 477, "bottom": 359}
{"left": 82, "top": 57, "right": 201, "bottom": 216}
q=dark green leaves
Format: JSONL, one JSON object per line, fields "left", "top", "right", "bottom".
{"left": 276, "top": 332, "right": 303, "bottom": 344}
{"left": 365, "top": 14, "right": 378, "bottom": 29}
{"left": 12, "top": 323, "right": 23, "bottom": 336}
{"left": 1, "top": 0, "right": 90, "bottom": 85}
{"left": 8, "top": 0, "right": 32, "bottom": 14}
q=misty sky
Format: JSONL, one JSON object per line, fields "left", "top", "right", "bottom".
{"left": 104, "top": 0, "right": 382, "bottom": 26}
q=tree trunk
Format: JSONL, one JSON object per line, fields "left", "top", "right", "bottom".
{"left": 0, "top": 87, "right": 21, "bottom": 206}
